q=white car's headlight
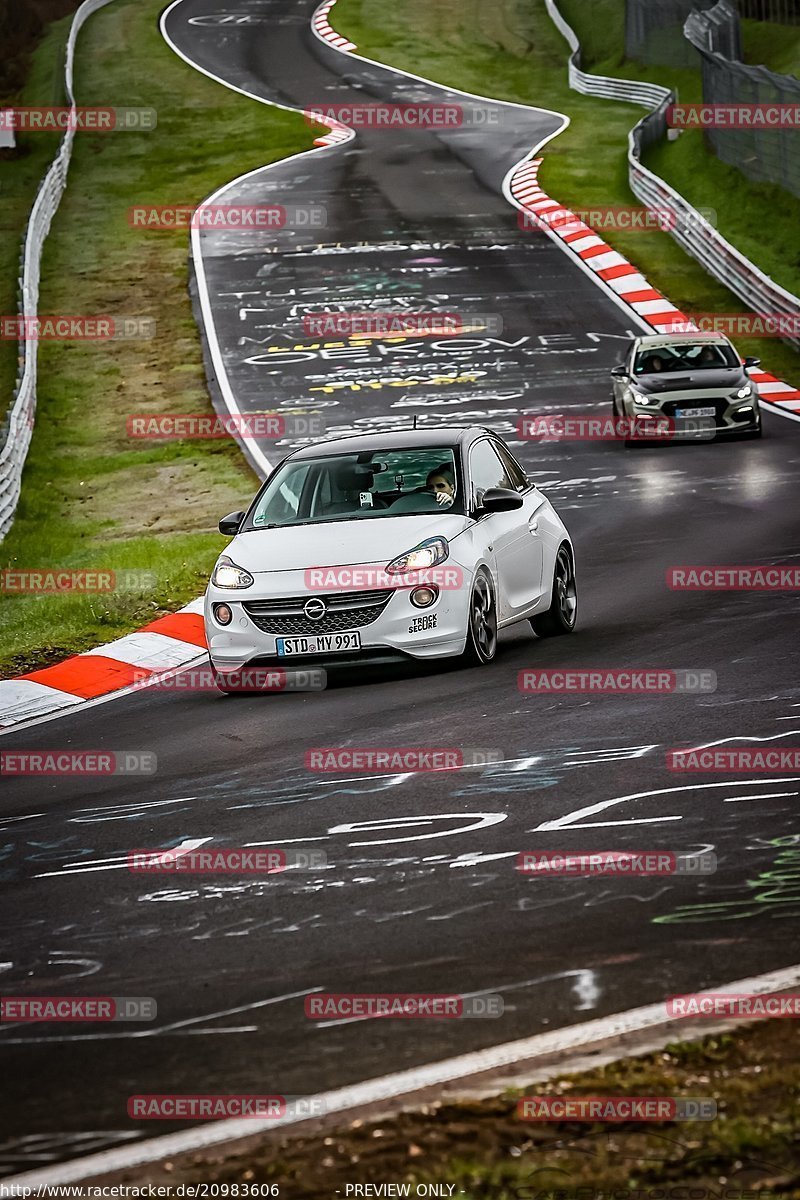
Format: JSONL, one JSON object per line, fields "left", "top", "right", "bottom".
{"left": 385, "top": 537, "right": 449, "bottom": 575}
{"left": 212, "top": 556, "right": 254, "bottom": 589}
{"left": 734, "top": 383, "right": 754, "bottom": 400}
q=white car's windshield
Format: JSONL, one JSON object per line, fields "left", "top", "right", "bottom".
{"left": 634, "top": 342, "right": 739, "bottom": 374}
{"left": 246, "top": 448, "right": 462, "bottom": 529}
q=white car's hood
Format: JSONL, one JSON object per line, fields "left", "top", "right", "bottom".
{"left": 225, "top": 512, "right": 471, "bottom": 573}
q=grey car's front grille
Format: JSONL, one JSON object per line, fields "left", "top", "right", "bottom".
{"left": 661, "top": 398, "right": 729, "bottom": 421}
{"left": 242, "top": 589, "right": 394, "bottom": 635}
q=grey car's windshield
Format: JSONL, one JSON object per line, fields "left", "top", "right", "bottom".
{"left": 634, "top": 342, "right": 739, "bottom": 374}
{"left": 245, "top": 448, "right": 463, "bottom": 529}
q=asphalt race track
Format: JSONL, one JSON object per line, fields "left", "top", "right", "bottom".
{"left": 2, "top": 0, "right": 800, "bottom": 1176}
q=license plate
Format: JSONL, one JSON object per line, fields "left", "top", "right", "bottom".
{"left": 675, "top": 406, "right": 716, "bottom": 418}
{"left": 276, "top": 632, "right": 362, "bottom": 656}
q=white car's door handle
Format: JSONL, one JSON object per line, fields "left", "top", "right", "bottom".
{"left": 529, "top": 519, "right": 539, "bottom": 534}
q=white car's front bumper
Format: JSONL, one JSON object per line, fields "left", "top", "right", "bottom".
{"left": 204, "top": 569, "right": 473, "bottom": 673}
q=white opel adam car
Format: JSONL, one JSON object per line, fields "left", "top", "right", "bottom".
{"left": 205, "top": 427, "right": 576, "bottom": 690}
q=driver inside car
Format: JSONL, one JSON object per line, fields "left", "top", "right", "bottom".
{"left": 426, "top": 465, "right": 456, "bottom": 507}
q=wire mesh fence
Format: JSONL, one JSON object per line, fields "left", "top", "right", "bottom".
{"left": 684, "top": 0, "right": 744, "bottom": 57}
{"left": 685, "top": 3, "right": 800, "bottom": 197}
{"left": 625, "top": 0, "right": 727, "bottom": 66}
{"left": 734, "top": 0, "right": 799, "bottom": 23}
{"left": 545, "top": 0, "right": 800, "bottom": 351}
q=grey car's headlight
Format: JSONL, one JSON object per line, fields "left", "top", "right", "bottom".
{"left": 386, "top": 536, "right": 449, "bottom": 574}
{"left": 212, "top": 555, "right": 254, "bottom": 589}
{"left": 733, "top": 383, "right": 754, "bottom": 400}
{"left": 632, "top": 393, "right": 657, "bottom": 406}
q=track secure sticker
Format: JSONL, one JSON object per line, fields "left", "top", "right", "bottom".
{"left": 408, "top": 614, "right": 437, "bottom": 633}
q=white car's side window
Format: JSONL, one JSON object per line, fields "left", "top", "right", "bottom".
{"left": 469, "top": 439, "right": 509, "bottom": 508}
{"left": 494, "top": 442, "right": 527, "bottom": 491}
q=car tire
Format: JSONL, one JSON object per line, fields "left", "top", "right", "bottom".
{"left": 460, "top": 570, "right": 498, "bottom": 666}
{"left": 622, "top": 410, "right": 645, "bottom": 449}
{"left": 531, "top": 544, "right": 578, "bottom": 637}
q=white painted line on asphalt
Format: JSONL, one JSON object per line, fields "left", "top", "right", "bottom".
{"left": 0, "top": 987, "right": 324, "bottom": 1047}
{"left": 161, "top": 0, "right": 572, "bottom": 482}
{"left": 159, "top": 0, "right": 356, "bottom": 482}
{"left": 532, "top": 776, "right": 800, "bottom": 832}
{"left": 33, "top": 836, "right": 212, "bottom": 879}
{"left": 8, "top": 962, "right": 800, "bottom": 1186}
{"left": 305, "top": 0, "right": 687, "bottom": 367}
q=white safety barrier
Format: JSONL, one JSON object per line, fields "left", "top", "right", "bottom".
{"left": 543, "top": 0, "right": 800, "bottom": 350}
{"left": 0, "top": 0, "right": 117, "bottom": 539}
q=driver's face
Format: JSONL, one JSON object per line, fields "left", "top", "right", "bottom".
{"left": 429, "top": 475, "right": 454, "bottom": 497}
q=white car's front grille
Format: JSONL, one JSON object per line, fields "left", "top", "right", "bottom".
{"left": 242, "top": 589, "right": 394, "bottom": 635}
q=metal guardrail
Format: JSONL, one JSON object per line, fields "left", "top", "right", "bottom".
{"left": 545, "top": 0, "right": 669, "bottom": 108}
{"left": 544, "top": 0, "right": 800, "bottom": 350}
{"left": 0, "top": 0, "right": 116, "bottom": 540}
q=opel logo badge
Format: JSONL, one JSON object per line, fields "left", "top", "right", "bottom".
{"left": 304, "top": 597, "right": 327, "bottom": 621}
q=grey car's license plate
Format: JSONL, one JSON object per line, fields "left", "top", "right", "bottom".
{"left": 276, "top": 632, "right": 361, "bottom": 655}
{"left": 675, "top": 406, "right": 716, "bottom": 418}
